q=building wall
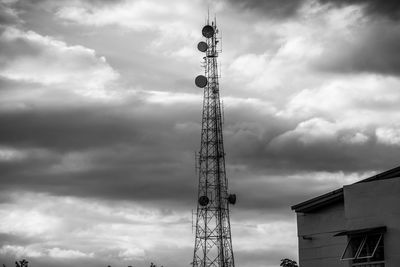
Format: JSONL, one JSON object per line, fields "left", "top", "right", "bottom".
{"left": 296, "top": 202, "right": 348, "bottom": 267}
{"left": 344, "top": 178, "right": 400, "bottom": 267}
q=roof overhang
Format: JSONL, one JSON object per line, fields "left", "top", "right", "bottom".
{"left": 291, "top": 188, "right": 343, "bottom": 213}
{"left": 291, "top": 165, "right": 400, "bottom": 214}
{"left": 334, "top": 226, "right": 387, "bottom": 236}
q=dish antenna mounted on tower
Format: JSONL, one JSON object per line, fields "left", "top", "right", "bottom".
{"left": 192, "top": 16, "right": 236, "bottom": 267}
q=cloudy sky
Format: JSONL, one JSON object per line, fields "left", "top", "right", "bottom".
{"left": 1, "top": 0, "right": 400, "bottom": 266}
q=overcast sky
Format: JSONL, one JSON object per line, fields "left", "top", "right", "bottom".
{"left": 1, "top": 0, "right": 400, "bottom": 267}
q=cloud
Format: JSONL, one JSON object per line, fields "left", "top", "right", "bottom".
{"left": 0, "top": 245, "right": 43, "bottom": 258}
{"left": 0, "top": 245, "right": 93, "bottom": 259}
{"left": 0, "top": 26, "right": 119, "bottom": 99}
{"left": 55, "top": 0, "right": 193, "bottom": 30}
{"left": 3, "top": 1, "right": 400, "bottom": 267}
{"left": 47, "top": 248, "right": 94, "bottom": 259}
{"left": 0, "top": 209, "right": 60, "bottom": 237}
{"left": 0, "top": 105, "right": 139, "bottom": 150}
{"left": 226, "top": 0, "right": 400, "bottom": 20}
{"left": 225, "top": 0, "right": 304, "bottom": 19}
{"left": 376, "top": 126, "right": 400, "bottom": 146}
{"left": 0, "top": 192, "right": 192, "bottom": 266}
{"left": 51, "top": 0, "right": 207, "bottom": 65}
{"left": 313, "top": 17, "right": 400, "bottom": 76}
{"left": 236, "top": 248, "right": 296, "bottom": 267}
{"left": 1, "top": 0, "right": 399, "bottom": 205}
{"left": 0, "top": 191, "right": 301, "bottom": 267}
{"left": 0, "top": 2, "right": 20, "bottom": 25}
{"left": 0, "top": 95, "right": 201, "bottom": 204}
{"left": 223, "top": 0, "right": 400, "bottom": 78}
{"left": 317, "top": 0, "right": 400, "bottom": 20}
{"left": 222, "top": 75, "right": 400, "bottom": 173}
{"left": 0, "top": 146, "right": 26, "bottom": 162}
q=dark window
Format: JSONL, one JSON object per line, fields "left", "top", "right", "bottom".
{"left": 358, "top": 234, "right": 383, "bottom": 259}
{"left": 341, "top": 235, "right": 365, "bottom": 260}
{"left": 341, "top": 233, "right": 384, "bottom": 267}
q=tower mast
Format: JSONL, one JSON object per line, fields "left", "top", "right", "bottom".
{"left": 193, "top": 18, "right": 236, "bottom": 267}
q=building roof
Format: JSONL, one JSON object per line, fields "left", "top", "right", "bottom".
{"left": 291, "top": 165, "right": 400, "bottom": 213}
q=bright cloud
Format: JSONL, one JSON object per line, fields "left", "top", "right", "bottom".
{"left": 47, "top": 248, "right": 93, "bottom": 259}
{"left": 0, "top": 146, "right": 26, "bottom": 162}
{"left": 0, "top": 26, "right": 119, "bottom": 99}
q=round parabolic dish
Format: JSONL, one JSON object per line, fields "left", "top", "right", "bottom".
{"left": 228, "top": 194, "right": 237, "bottom": 205}
{"left": 195, "top": 75, "right": 208, "bottom": 88}
{"left": 197, "top": 41, "right": 208, "bottom": 52}
{"left": 198, "top": 196, "right": 210, "bottom": 206}
{"left": 202, "top": 25, "right": 214, "bottom": 38}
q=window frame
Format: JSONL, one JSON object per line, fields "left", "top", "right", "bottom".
{"left": 340, "top": 235, "right": 366, "bottom": 260}
{"left": 340, "top": 233, "right": 384, "bottom": 261}
{"left": 357, "top": 233, "right": 383, "bottom": 259}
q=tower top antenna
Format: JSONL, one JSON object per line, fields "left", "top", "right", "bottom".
{"left": 207, "top": 6, "right": 210, "bottom": 24}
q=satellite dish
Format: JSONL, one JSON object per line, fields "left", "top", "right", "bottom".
{"left": 197, "top": 41, "right": 208, "bottom": 52}
{"left": 195, "top": 75, "right": 207, "bottom": 88}
{"left": 199, "top": 195, "right": 209, "bottom": 206}
{"left": 202, "top": 25, "right": 214, "bottom": 38}
{"left": 228, "top": 194, "right": 236, "bottom": 205}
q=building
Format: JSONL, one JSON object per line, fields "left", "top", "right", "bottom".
{"left": 291, "top": 166, "right": 400, "bottom": 267}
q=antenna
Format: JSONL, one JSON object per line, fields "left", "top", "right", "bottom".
{"left": 207, "top": 6, "right": 210, "bottom": 24}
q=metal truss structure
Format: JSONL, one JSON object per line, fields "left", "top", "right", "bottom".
{"left": 193, "top": 18, "right": 236, "bottom": 267}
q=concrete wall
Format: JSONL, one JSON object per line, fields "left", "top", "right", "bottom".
{"left": 344, "top": 178, "right": 400, "bottom": 267}
{"left": 297, "top": 202, "right": 348, "bottom": 267}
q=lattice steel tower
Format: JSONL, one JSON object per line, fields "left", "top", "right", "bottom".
{"left": 192, "top": 18, "right": 236, "bottom": 267}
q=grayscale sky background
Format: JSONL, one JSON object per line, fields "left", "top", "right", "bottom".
{"left": 1, "top": 0, "right": 400, "bottom": 266}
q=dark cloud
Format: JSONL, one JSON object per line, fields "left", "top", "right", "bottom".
{"left": 10, "top": 0, "right": 123, "bottom": 11}
{"left": 0, "top": 102, "right": 200, "bottom": 206}
{"left": 227, "top": 0, "right": 400, "bottom": 20}
{"left": 230, "top": 172, "right": 343, "bottom": 214}
{"left": 318, "top": 0, "right": 400, "bottom": 20}
{"left": 0, "top": 233, "right": 39, "bottom": 246}
{"left": 314, "top": 20, "right": 400, "bottom": 76}
{"left": 224, "top": 105, "right": 400, "bottom": 173}
{"left": 1, "top": 96, "right": 394, "bottom": 213}
{"left": 0, "top": 90, "right": 201, "bottom": 149}
{"left": 0, "top": 107, "right": 138, "bottom": 151}
{"left": 0, "top": 94, "right": 361, "bottom": 215}
{"left": 0, "top": 84, "right": 397, "bottom": 216}
{"left": 238, "top": 128, "right": 400, "bottom": 173}
{"left": 0, "top": 3, "right": 20, "bottom": 26}
{"left": 225, "top": 0, "right": 400, "bottom": 76}
{"left": 226, "top": 0, "right": 303, "bottom": 19}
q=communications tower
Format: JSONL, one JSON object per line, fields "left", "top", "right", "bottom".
{"left": 192, "top": 18, "right": 236, "bottom": 267}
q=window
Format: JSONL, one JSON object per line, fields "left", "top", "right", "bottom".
{"left": 358, "top": 234, "right": 383, "bottom": 259}
{"left": 341, "top": 235, "right": 365, "bottom": 260}
{"left": 340, "top": 233, "right": 384, "bottom": 267}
